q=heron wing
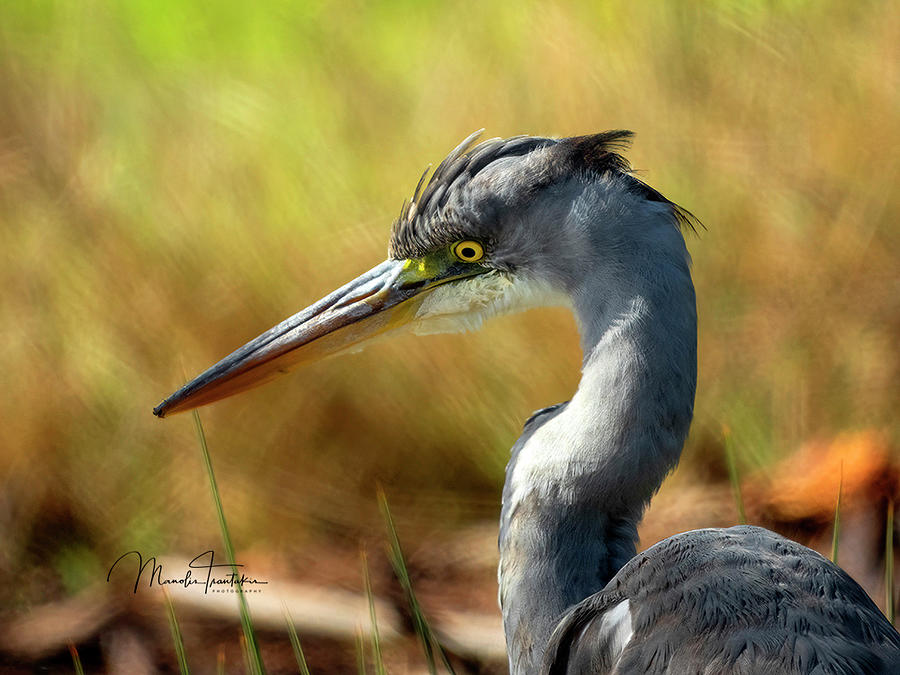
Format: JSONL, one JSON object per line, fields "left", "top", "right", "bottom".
{"left": 544, "top": 525, "right": 900, "bottom": 674}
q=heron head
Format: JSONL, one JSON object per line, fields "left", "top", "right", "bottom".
{"left": 153, "top": 131, "right": 684, "bottom": 417}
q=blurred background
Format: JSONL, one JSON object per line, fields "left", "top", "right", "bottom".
{"left": 1, "top": 1, "right": 898, "bottom": 672}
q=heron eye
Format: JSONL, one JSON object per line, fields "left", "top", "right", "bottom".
{"left": 452, "top": 240, "right": 485, "bottom": 263}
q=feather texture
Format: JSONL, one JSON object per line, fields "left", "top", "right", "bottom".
{"left": 545, "top": 526, "right": 900, "bottom": 674}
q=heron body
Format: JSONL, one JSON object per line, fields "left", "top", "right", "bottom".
{"left": 154, "top": 132, "right": 900, "bottom": 673}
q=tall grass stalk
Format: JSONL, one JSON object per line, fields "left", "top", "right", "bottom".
{"left": 284, "top": 607, "right": 312, "bottom": 675}
{"left": 241, "top": 635, "right": 254, "bottom": 674}
{"left": 723, "top": 427, "right": 747, "bottom": 525}
{"left": 378, "top": 490, "right": 455, "bottom": 675}
{"left": 831, "top": 462, "right": 843, "bottom": 564}
{"left": 192, "top": 411, "right": 265, "bottom": 675}
{"left": 362, "top": 550, "right": 387, "bottom": 675}
{"left": 68, "top": 644, "right": 85, "bottom": 675}
{"left": 164, "top": 589, "right": 191, "bottom": 675}
{"left": 355, "top": 629, "right": 366, "bottom": 675}
{"left": 886, "top": 498, "right": 894, "bottom": 625}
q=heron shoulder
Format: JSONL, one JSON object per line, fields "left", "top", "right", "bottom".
{"left": 544, "top": 525, "right": 900, "bottom": 674}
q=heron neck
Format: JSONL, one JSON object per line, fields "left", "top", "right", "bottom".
{"left": 498, "top": 215, "right": 697, "bottom": 674}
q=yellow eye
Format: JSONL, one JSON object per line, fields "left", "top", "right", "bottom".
{"left": 452, "top": 240, "right": 485, "bottom": 263}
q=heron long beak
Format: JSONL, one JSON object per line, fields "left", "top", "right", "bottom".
{"left": 153, "top": 257, "right": 478, "bottom": 417}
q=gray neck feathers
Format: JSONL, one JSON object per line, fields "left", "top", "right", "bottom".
{"left": 498, "top": 187, "right": 697, "bottom": 674}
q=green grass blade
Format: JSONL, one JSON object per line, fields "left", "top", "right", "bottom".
{"left": 355, "top": 629, "right": 366, "bottom": 675}
{"left": 379, "top": 492, "right": 435, "bottom": 673}
{"left": 283, "top": 607, "right": 312, "bottom": 675}
{"left": 164, "top": 590, "right": 191, "bottom": 675}
{"left": 831, "top": 462, "right": 843, "bottom": 564}
{"left": 722, "top": 426, "right": 747, "bottom": 525}
{"left": 241, "top": 635, "right": 253, "bottom": 675}
{"left": 192, "top": 411, "right": 265, "bottom": 675}
{"left": 886, "top": 498, "right": 894, "bottom": 625}
{"left": 362, "top": 550, "right": 386, "bottom": 675}
{"left": 68, "top": 644, "right": 85, "bottom": 675}
{"left": 378, "top": 490, "right": 455, "bottom": 675}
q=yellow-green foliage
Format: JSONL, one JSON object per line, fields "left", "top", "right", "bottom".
{"left": 0, "top": 1, "right": 897, "bottom": 602}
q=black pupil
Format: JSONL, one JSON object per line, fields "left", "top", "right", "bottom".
{"left": 460, "top": 246, "right": 476, "bottom": 259}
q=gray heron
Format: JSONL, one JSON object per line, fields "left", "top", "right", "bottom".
{"left": 154, "top": 131, "right": 900, "bottom": 673}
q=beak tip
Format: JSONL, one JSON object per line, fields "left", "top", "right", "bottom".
{"left": 152, "top": 402, "right": 168, "bottom": 418}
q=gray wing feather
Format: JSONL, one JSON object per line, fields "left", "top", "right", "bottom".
{"left": 544, "top": 526, "right": 900, "bottom": 674}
